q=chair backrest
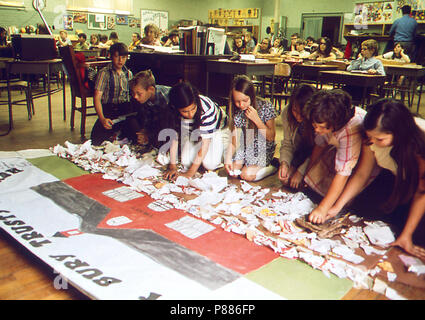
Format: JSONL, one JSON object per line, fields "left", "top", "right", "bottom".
{"left": 59, "top": 45, "right": 86, "bottom": 97}
{"left": 274, "top": 63, "right": 291, "bottom": 77}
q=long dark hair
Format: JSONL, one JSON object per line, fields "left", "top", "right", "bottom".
{"left": 317, "top": 36, "right": 333, "bottom": 57}
{"left": 0, "top": 27, "right": 7, "bottom": 46}
{"left": 364, "top": 98, "right": 425, "bottom": 211}
{"left": 228, "top": 75, "right": 257, "bottom": 130}
{"left": 287, "top": 84, "right": 316, "bottom": 131}
{"left": 168, "top": 81, "right": 203, "bottom": 133}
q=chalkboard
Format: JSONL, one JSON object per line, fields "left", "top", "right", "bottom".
{"left": 140, "top": 9, "right": 168, "bottom": 34}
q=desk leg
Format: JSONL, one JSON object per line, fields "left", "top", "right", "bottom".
{"left": 417, "top": 82, "right": 423, "bottom": 113}
{"left": 47, "top": 65, "right": 52, "bottom": 131}
{"left": 62, "top": 69, "right": 66, "bottom": 121}
{"left": 2, "top": 65, "right": 13, "bottom": 136}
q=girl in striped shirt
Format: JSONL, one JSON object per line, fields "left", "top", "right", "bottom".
{"left": 163, "top": 82, "right": 229, "bottom": 181}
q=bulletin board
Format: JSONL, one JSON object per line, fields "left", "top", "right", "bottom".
{"left": 88, "top": 13, "right": 107, "bottom": 30}
{"left": 354, "top": 1, "right": 394, "bottom": 23}
{"left": 140, "top": 9, "right": 168, "bottom": 33}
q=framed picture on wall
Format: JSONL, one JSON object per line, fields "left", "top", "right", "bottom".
{"left": 63, "top": 14, "right": 73, "bottom": 31}
{"left": 107, "top": 15, "right": 116, "bottom": 29}
{"left": 128, "top": 17, "right": 140, "bottom": 28}
{"left": 116, "top": 15, "right": 128, "bottom": 25}
{"left": 88, "top": 14, "right": 107, "bottom": 30}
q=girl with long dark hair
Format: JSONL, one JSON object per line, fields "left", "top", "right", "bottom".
{"left": 327, "top": 99, "right": 425, "bottom": 257}
{"left": 278, "top": 84, "right": 316, "bottom": 188}
{"left": 225, "top": 75, "right": 278, "bottom": 181}
{"left": 163, "top": 82, "right": 229, "bottom": 180}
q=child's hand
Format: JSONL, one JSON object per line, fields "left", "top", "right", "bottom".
{"left": 245, "top": 106, "right": 260, "bottom": 124}
{"left": 278, "top": 162, "right": 290, "bottom": 182}
{"left": 225, "top": 162, "right": 234, "bottom": 175}
{"left": 308, "top": 206, "right": 330, "bottom": 224}
{"left": 163, "top": 167, "right": 178, "bottom": 181}
{"left": 289, "top": 170, "right": 303, "bottom": 189}
{"left": 101, "top": 118, "right": 113, "bottom": 130}
{"left": 367, "top": 69, "right": 377, "bottom": 74}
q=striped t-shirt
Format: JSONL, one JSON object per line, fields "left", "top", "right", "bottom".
{"left": 180, "top": 95, "right": 227, "bottom": 139}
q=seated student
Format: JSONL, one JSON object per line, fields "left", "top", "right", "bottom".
{"left": 163, "top": 82, "right": 229, "bottom": 180}
{"left": 269, "top": 37, "right": 284, "bottom": 56}
{"left": 253, "top": 38, "right": 271, "bottom": 55}
{"left": 163, "top": 30, "right": 180, "bottom": 47}
{"left": 326, "top": 99, "right": 425, "bottom": 258}
{"left": 90, "top": 43, "right": 133, "bottom": 146}
{"left": 304, "top": 89, "right": 367, "bottom": 224}
{"left": 232, "top": 34, "right": 246, "bottom": 54}
{"left": 347, "top": 39, "right": 385, "bottom": 75}
{"left": 289, "top": 33, "right": 299, "bottom": 51}
{"left": 305, "top": 36, "right": 318, "bottom": 53}
{"left": 307, "top": 37, "right": 336, "bottom": 61}
{"left": 345, "top": 39, "right": 385, "bottom": 102}
{"left": 377, "top": 42, "right": 410, "bottom": 63}
{"left": 225, "top": 75, "right": 278, "bottom": 182}
{"left": 141, "top": 23, "right": 162, "bottom": 46}
{"left": 74, "top": 33, "right": 89, "bottom": 50}
{"left": 57, "top": 30, "right": 72, "bottom": 47}
{"left": 332, "top": 44, "right": 345, "bottom": 59}
{"left": 128, "top": 32, "right": 141, "bottom": 50}
{"left": 106, "top": 32, "right": 119, "bottom": 46}
{"left": 279, "top": 84, "right": 316, "bottom": 188}
{"left": 244, "top": 32, "right": 256, "bottom": 53}
{"left": 125, "top": 69, "right": 173, "bottom": 149}
{"left": 0, "top": 27, "right": 8, "bottom": 47}
{"left": 287, "top": 39, "right": 311, "bottom": 59}
{"left": 98, "top": 34, "right": 109, "bottom": 48}
{"left": 89, "top": 34, "right": 100, "bottom": 48}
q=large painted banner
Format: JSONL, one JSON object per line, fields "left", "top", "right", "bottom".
{"left": 3, "top": 147, "right": 422, "bottom": 301}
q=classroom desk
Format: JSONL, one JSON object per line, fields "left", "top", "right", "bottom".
{"left": 383, "top": 63, "right": 425, "bottom": 112}
{"left": 127, "top": 51, "right": 230, "bottom": 94}
{"left": 205, "top": 59, "right": 277, "bottom": 102}
{"left": 319, "top": 70, "right": 386, "bottom": 106}
{"left": 290, "top": 62, "right": 340, "bottom": 87}
{"left": 5, "top": 58, "right": 65, "bottom": 131}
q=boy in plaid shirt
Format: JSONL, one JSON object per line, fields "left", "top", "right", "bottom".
{"left": 90, "top": 42, "right": 133, "bottom": 145}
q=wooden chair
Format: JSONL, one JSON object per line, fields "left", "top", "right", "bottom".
{"left": 265, "top": 63, "right": 292, "bottom": 113}
{"left": 59, "top": 45, "right": 97, "bottom": 139}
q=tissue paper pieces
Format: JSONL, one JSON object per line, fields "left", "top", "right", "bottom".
{"left": 51, "top": 140, "right": 422, "bottom": 299}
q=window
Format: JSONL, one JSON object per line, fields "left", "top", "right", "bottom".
{"left": 66, "top": 0, "right": 132, "bottom": 15}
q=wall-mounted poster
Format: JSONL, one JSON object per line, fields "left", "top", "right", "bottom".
{"left": 107, "top": 15, "right": 116, "bottom": 30}
{"left": 116, "top": 15, "right": 128, "bottom": 25}
{"left": 128, "top": 17, "right": 140, "bottom": 28}
{"left": 73, "top": 12, "right": 87, "bottom": 24}
{"left": 141, "top": 9, "right": 168, "bottom": 33}
{"left": 63, "top": 14, "right": 73, "bottom": 31}
{"left": 88, "top": 14, "right": 107, "bottom": 30}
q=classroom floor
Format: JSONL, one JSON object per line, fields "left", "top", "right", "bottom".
{"left": 1, "top": 82, "right": 425, "bottom": 300}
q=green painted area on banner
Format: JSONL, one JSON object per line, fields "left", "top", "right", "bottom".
{"left": 28, "top": 156, "right": 88, "bottom": 180}
{"left": 245, "top": 257, "right": 353, "bottom": 300}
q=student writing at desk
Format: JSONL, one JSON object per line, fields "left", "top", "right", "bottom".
{"left": 285, "top": 38, "right": 311, "bottom": 59}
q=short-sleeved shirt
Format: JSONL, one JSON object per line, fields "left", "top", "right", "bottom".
{"left": 314, "top": 106, "right": 367, "bottom": 176}
{"left": 233, "top": 98, "right": 278, "bottom": 166}
{"left": 181, "top": 95, "right": 228, "bottom": 139}
{"left": 95, "top": 64, "right": 133, "bottom": 105}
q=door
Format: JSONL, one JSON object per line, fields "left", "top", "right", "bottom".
{"left": 302, "top": 17, "right": 322, "bottom": 41}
